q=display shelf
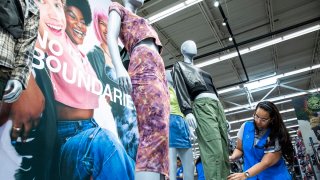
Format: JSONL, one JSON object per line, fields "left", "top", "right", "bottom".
{"left": 297, "top": 120, "right": 320, "bottom": 179}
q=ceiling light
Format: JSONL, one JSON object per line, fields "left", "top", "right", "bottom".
{"left": 228, "top": 37, "right": 233, "bottom": 41}
{"left": 279, "top": 108, "right": 295, "bottom": 114}
{"left": 287, "top": 125, "right": 299, "bottom": 129}
{"left": 284, "top": 118, "right": 298, "bottom": 123}
{"left": 249, "top": 37, "right": 283, "bottom": 51}
{"left": 218, "top": 86, "right": 240, "bottom": 94}
{"left": 229, "top": 117, "right": 252, "bottom": 124}
{"left": 214, "top": 1, "right": 219, "bottom": 7}
{"left": 224, "top": 87, "right": 319, "bottom": 113}
{"left": 146, "top": 0, "right": 203, "bottom": 24}
{"left": 195, "top": 24, "right": 320, "bottom": 68}
{"left": 217, "top": 63, "right": 320, "bottom": 96}
{"left": 222, "top": 22, "right": 226, "bottom": 26}
{"left": 283, "top": 24, "right": 320, "bottom": 40}
{"left": 230, "top": 128, "right": 240, "bottom": 133}
{"left": 244, "top": 76, "right": 278, "bottom": 90}
{"left": 219, "top": 52, "right": 238, "bottom": 61}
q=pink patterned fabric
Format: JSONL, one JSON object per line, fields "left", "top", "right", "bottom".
{"left": 109, "top": 2, "right": 162, "bottom": 54}
{"left": 130, "top": 46, "right": 170, "bottom": 177}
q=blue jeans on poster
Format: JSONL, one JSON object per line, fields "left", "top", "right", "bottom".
{"left": 57, "top": 118, "right": 135, "bottom": 180}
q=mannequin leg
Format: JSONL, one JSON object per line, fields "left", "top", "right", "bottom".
{"left": 169, "top": 148, "right": 177, "bottom": 180}
{"left": 135, "top": 171, "right": 165, "bottom": 180}
{"left": 177, "top": 148, "right": 194, "bottom": 180}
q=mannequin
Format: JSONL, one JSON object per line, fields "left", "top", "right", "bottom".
{"left": 2, "top": 80, "right": 23, "bottom": 103}
{"left": 172, "top": 40, "right": 230, "bottom": 180}
{"left": 108, "top": 0, "right": 170, "bottom": 179}
{"left": 166, "top": 70, "right": 194, "bottom": 180}
{"left": 0, "top": 0, "right": 40, "bottom": 103}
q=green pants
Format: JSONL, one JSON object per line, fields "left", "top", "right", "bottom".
{"left": 193, "top": 97, "right": 230, "bottom": 180}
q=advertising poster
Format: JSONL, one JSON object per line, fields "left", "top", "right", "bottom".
{"left": 292, "top": 93, "right": 320, "bottom": 140}
{"left": 0, "top": 0, "right": 139, "bottom": 179}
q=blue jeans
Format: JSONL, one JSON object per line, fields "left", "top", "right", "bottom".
{"left": 57, "top": 119, "right": 135, "bottom": 180}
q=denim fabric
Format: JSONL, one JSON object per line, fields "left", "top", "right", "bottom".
{"left": 169, "top": 114, "right": 192, "bottom": 148}
{"left": 57, "top": 119, "right": 135, "bottom": 180}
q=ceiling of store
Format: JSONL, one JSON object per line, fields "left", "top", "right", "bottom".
{"left": 116, "top": 0, "right": 320, "bottom": 158}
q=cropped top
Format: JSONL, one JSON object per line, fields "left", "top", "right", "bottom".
{"left": 48, "top": 33, "right": 99, "bottom": 109}
{"left": 169, "top": 86, "right": 184, "bottom": 118}
{"left": 109, "top": 2, "right": 162, "bottom": 55}
{"left": 172, "top": 61, "right": 218, "bottom": 115}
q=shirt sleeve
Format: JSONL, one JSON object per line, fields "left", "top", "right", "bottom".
{"left": 11, "top": 3, "right": 39, "bottom": 89}
{"left": 237, "top": 122, "right": 246, "bottom": 140}
{"left": 264, "top": 138, "right": 282, "bottom": 153}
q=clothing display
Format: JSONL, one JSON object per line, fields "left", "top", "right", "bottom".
{"left": 169, "top": 87, "right": 192, "bottom": 148}
{"left": 172, "top": 58, "right": 230, "bottom": 179}
{"left": 130, "top": 46, "right": 169, "bottom": 176}
{"left": 109, "top": 2, "right": 170, "bottom": 177}
{"left": 109, "top": 2, "right": 162, "bottom": 54}
{"left": 169, "top": 86, "right": 185, "bottom": 118}
{"left": 169, "top": 114, "right": 192, "bottom": 148}
{"left": 193, "top": 97, "right": 230, "bottom": 179}
{"left": 172, "top": 61, "right": 214, "bottom": 115}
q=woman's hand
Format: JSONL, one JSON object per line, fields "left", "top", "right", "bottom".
{"left": 227, "top": 173, "right": 247, "bottom": 180}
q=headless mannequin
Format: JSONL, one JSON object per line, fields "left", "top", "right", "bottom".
{"left": 166, "top": 70, "right": 194, "bottom": 180}
{"left": 108, "top": 0, "right": 165, "bottom": 179}
{"left": 2, "top": 80, "right": 23, "bottom": 103}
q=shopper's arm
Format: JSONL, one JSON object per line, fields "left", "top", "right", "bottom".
{"left": 229, "top": 138, "right": 243, "bottom": 161}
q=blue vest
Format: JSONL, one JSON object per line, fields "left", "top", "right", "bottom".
{"left": 242, "top": 121, "right": 291, "bottom": 180}
{"left": 196, "top": 162, "right": 206, "bottom": 180}
{"left": 176, "top": 166, "right": 183, "bottom": 180}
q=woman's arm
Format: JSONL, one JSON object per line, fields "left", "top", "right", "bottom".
{"left": 245, "top": 151, "right": 282, "bottom": 177}
{"left": 229, "top": 138, "right": 243, "bottom": 161}
{"left": 228, "top": 151, "right": 282, "bottom": 180}
{"left": 107, "top": 10, "right": 132, "bottom": 94}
